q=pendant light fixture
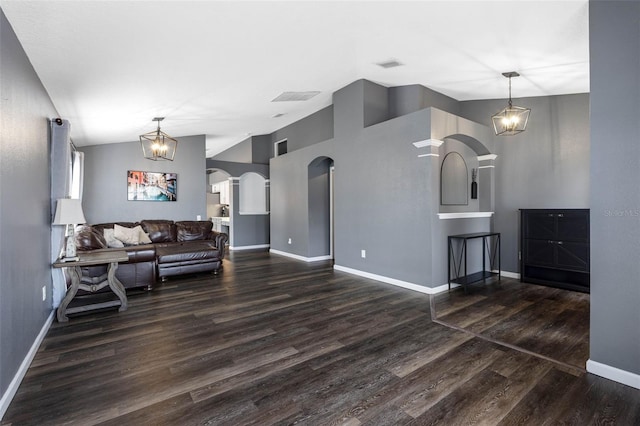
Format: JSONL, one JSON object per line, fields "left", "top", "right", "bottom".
{"left": 491, "top": 72, "right": 530, "bottom": 136}
{"left": 140, "top": 117, "right": 177, "bottom": 161}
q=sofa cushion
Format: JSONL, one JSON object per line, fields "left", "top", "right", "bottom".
{"left": 92, "top": 222, "right": 138, "bottom": 235}
{"left": 103, "top": 228, "right": 125, "bottom": 248}
{"left": 75, "top": 225, "right": 107, "bottom": 250}
{"left": 137, "top": 227, "right": 153, "bottom": 244}
{"left": 114, "top": 224, "right": 141, "bottom": 245}
{"left": 176, "top": 221, "right": 213, "bottom": 242}
{"left": 156, "top": 242, "right": 220, "bottom": 264}
{"left": 140, "top": 220, "right": 176, "bottom": 243}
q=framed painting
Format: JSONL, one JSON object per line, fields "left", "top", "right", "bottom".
{"left": 127, "top": 170, "right": 177, "bottom": 201}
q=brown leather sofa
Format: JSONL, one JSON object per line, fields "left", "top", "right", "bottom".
{"left": 75, "top": 220, "right": 227, "bottom": 290}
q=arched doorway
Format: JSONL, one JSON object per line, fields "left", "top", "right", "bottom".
{"left": 308, "top": 156, "right": 334, "bottom": 260}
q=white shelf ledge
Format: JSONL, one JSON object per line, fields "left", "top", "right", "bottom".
{"left": 438, "top": 212, "right": 494, "bottom": 219}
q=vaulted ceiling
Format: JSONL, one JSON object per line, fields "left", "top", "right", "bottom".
{"left": 1, "top": 1, "right": 589, "bottom": 157}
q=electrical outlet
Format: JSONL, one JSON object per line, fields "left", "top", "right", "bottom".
{"left": 288, "top": 238, "right": 292, "bottom": 245}
{"left": 42, "top": 286, "right": 46, "bottom": 301}
{"left": 196, "top": 215, "right": 202, "bottom": 221}
{"left": 361, "top": 249, "right": 366, "bottom": 258}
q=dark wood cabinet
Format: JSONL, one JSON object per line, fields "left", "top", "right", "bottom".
{"left": 520, "top": 209, "right": 590, "bottom": 292}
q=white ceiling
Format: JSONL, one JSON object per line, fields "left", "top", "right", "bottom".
{"left": 1, "top": 0, "right": 589, "bottom": 157}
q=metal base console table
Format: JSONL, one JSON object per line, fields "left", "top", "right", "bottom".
{"left": 448, "top": 232, "right": 501, "bottom": 292}
{"left": 54, "top": 251, "right": 129, "bottom": 322}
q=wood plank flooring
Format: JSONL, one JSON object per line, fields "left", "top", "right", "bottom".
{"left": 433, "top": 277, "right": 590, "bottom": 370}
{"left": 3, "top": 251, "right": 639, "bottom": 425}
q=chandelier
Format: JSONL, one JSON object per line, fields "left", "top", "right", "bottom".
{"left": 491, "top": 72, "right": 531, "bottom": 136}
{"left": 140, "top": 117, "right": 177, "bottom": 161}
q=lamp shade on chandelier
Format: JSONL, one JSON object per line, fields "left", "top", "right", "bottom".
{"left": 491, "top": 72, "right": 531, "bottom": 136}
{"left": 140, "top": 117, "right": 177, "bottom": 161}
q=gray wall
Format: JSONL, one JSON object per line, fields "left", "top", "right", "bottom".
{"left": 270, "top": 79, "right": 590, "bottom": 290}
{"left": 389, "top": 84, "right": 461, "bottom": 119}
{"left": 0, "top": 9, "right": 58, "bottom": 403}
{"left": 251, "top": 134, "right": 271, "bottom": 165}
{"left": 333, "top": 80, "right": 434, "bottom": 284}
{"left": 211, "top": 136, "right": 252, "bottom": 163}
{"left": 270, "top": 140, "right": 335, "bottom": 257}
{"left": 228, "top": 180, "right": 270, "bottom": 248}
{"left": 460, "top": 93, "right": 590, "bottom": 272}
{"left": 80, "top": 135, "right": 206, "bottom": 223}
{"left": 205, "top": 159, "right": 271, "bottom": 248}
{"left": 589, "top": 1, "right": 640, "bottom": 376}
{"left": 270, "top": 105, "right": 334, "bottom": 154}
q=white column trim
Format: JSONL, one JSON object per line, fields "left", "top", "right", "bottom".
{"left": 412, "top": 138, "right": 444, "bottom": 148}
{"left": 477, "top": 154, "right": 498, "bottom": 161}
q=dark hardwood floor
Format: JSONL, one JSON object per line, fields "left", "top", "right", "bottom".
{"left": 3, "top": 251, "right": 639, "bottom": 425}
{"left": 433, "top": 277, "right": 590, "bottom": 370}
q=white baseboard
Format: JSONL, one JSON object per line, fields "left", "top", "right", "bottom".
{"left": 586, "top": 359, "right": 640, "bottom": 390}
{"left": 229, "top": 244, "right": 270, "bottom": 251}
{"left": 269, "top": 249, "right": 332, "bottom": 263}
{"left": 498, "top": 270, "right": 520, "bottom": 279}
{"left": 1, "top": 310, "right": 54, "bottom": 420}
{"left": 333, "top": 265, "right": 456, "bottom": 295}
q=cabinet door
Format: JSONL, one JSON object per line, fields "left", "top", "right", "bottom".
{"left": 220, "top": 181, "right": 229, "bottom": 204}
{"left": 524, "top": 239, "right": 556, "bottom": 267}
{"left": 556, "top": 210, "right": 589, "bottom": 242}
{"left": 523, "top": 211, "right": 556, "bottom": 240}
{"left": 555, "top": 242, "right": 589, "bottom": 272}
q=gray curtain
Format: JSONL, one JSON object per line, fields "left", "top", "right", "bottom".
{"left": 50, "top": 119, "right": 72, "bottom": 308}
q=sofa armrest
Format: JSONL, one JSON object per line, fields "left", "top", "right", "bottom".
{"left": 211, "top": 231, "right": 228, "bottom": 259}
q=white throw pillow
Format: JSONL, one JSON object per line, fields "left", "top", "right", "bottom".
{"left": 138, "top": 226, "right": 152, "bottom": 244}
{"left": 114, "top": 224, "right": 140, "bottom": 245}
{"left": 103, "top": 228, "right": 125, "bottom": 248}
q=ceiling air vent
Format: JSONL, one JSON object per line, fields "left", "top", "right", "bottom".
{"left": 376, "top": 60, "right": 403, "bottom": 69}
{"left": 271, "top": 91, "right": 321, "bottom": 102}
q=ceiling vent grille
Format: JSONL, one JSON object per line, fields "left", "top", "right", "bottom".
{"left": 376, "top": 60, "right": 403, "bottom": 69}
{"left": 271, "top": 91, "right": 321, "bottom": 102}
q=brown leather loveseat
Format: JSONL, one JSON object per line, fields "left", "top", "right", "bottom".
{"left": 74, "top": 220, "right": 228, "bottom": 290}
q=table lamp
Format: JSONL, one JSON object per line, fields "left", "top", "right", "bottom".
{"left": 53, "top": 198, "right": 86, "bottom": 262}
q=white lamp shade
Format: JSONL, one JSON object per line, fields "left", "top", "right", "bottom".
{"left": 53, "top": 198, "right": 86, "bottom": 225}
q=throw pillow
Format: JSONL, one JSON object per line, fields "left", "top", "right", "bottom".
{"left": 104, "top": 228, "right": 125, "bottom": 248}
{"left": 138, "top": 226, "right": 152, "bottom": 244}
{"left": 113, "top": 224, "right": 140, "bottom": 245}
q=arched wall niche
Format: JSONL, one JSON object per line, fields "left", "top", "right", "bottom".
{"left": 440, "top": 151, "right": 468, "bottom": 206}
{"left": 239, "top": 171, "right": 268, "bottom": 214}
{"left": 437, "top": 133, "right": 494, "bottom": 214}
